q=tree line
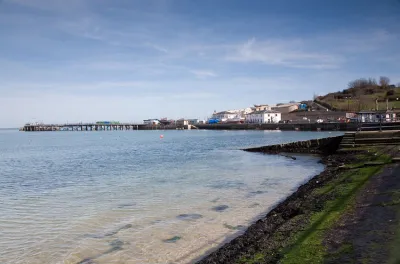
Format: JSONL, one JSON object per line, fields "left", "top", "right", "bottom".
{"left": 348, "top": 76, "right": 395, "bottom": 89}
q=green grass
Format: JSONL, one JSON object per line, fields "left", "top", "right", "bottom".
{"left": 237, "top": 146, "right": 392, "bottom": 264}
{"left": 280, "top": 166, "right": 383, "bottom": 264}
{"left": 320, "top": 98, "right": 400, "bottom": 111}
{"left": 239, "top": 253, "right": 266, "bottom": 264}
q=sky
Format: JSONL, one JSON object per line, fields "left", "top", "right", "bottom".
{"left": 1, "top": 0, "right": 400, "bottom": 127}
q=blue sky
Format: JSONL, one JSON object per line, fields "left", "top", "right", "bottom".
{"left": 1, "top": 0, "right": 400, "bottom": 127}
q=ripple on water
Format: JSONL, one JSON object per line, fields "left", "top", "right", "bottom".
{"left": 207, "top": 180, "right": 246, "bottom": 189}
{"left": 212, "top": 205, "right": 229, "bottom": 212}
{"left": 163, "top": 236, "right": 182, "bottom": 243}
{"left": 176, "top": 214, "right": 203, "bottom": 221}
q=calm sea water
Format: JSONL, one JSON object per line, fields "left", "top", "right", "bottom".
{"left": 0, "top": 130, "right": 342, "bottom": 264}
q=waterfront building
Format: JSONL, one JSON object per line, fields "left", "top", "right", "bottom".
{"left": 159, "top": 119, "right": 175, "bottom": 125}
{"left": 211, "top": 110, "right": 239, "bottom": 121}
{"left": 143, "top": 119, "right": 160, "bottom": 125}
{"left": 245, "top": 110, "right": 282, "bottom": 123}
{"left": 188, "top": 119, "right": 200, "bottom": 125}
{"left": 356, "top": 110, "right": 397, "bottom": 123}
{"left": 211, "top": 108, "right": 252, "bottom": 123}
{"left": 176, "top": 119, "right": 189, "bottom": 126}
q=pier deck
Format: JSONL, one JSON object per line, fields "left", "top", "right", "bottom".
{"left": 23, "top": 123, "right": 148, "bottom": 132}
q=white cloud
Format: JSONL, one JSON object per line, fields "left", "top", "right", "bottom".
{"left": 145, "top": 43, "right": 169, "bottom": 53}
{"left": 226, "top": 38, "right": 342, "bottom": 69}
{"left": 190, "top": 70, "right": 217, "bottom": 78}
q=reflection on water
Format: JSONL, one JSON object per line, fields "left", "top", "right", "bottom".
{"left": 0, "top": 130, "right": 342, "bottom": 264}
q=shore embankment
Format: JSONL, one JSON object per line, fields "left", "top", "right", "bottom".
{"left": 244, "top": 136, "right": 343, "bottom": 155}
{"left": 197, "top": 133, "right": 400, "bottom": 264}
{"left": 196, "top": 122, "right": 400, "bottom": 131}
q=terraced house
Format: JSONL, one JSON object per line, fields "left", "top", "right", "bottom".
{"left": 246, "top": 110, "right": 282, "bottom": 123}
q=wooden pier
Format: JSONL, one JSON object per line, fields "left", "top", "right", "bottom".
{"left": 23, "top": 123, "right": 149, "bottom": 132}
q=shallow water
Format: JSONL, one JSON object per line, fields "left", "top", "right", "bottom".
{"left": 0, "top": 130, "right": 342, "bottom": 264}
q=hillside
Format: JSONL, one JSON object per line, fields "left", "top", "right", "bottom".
{"left": 315, "top": 77, "right": 400, "bottom": 112}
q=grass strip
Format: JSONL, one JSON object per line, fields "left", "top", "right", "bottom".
{"left": 279, "top": 166, "right": 383, "bottom": 264}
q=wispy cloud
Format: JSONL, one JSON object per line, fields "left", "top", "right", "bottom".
{"left": 226, "top": 38, "right": 343, "bottom": 69}
{"left": 145, "top": 43, "right": 169, "bottom": 53}
{"left": 315, "top": 29, "right": 398, "bottom": 54}
{"left": 1, "top": 0, "right": 400, "bottom": 127}
{"left": 190, "top": 70, "right": 217, "bottom": 78}
{"left": 4, "top": 0, "right": 87, "bottom": 13}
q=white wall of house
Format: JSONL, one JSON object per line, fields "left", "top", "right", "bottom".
{"left": 357, "top": 112, "right": 397, "bottom": 122}
{"left": 357, "top": 113, "right": 379, "bottom": 123}
{"left": 176, "top": 119, "right": 189, "bottom": 126}
{"left": 385, "top": 113, "right": 397, "bottom": 122}
{"left": 212, "top": 111, "right": 238, "bottom": 120}
{"left": 246, "top": 111, "right": 281, "bottom": 123}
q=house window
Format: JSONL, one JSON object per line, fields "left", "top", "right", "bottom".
{"left": 275, "top": 114, "right": 277, "bottom": 116}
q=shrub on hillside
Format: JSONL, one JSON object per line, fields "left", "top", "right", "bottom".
{"left": 365, "top": 88, "right": 375, "bottom": 95}
{"left": 386, "top": 90, "right": 395, "bottom": 96}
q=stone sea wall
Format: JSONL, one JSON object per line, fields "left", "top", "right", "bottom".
{"left": 244, "top": 136, "right": 344, "bottom": 155}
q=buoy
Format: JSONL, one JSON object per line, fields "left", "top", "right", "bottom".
{"left": 160, "top": 134, "right": 164, "bottom": 138}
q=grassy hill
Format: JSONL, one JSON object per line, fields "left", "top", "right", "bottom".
{"left": 315, "top": 77, "right": 400, "bottom": 112}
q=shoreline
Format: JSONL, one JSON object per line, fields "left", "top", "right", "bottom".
{"left": 195, "top": 154, "right": 344, "bottom": 264}
{"left": 196, "top": 135, "right": 400, "bottom": 263}
{"left": 189, "top": 154, "right": 326, "bottom": 263}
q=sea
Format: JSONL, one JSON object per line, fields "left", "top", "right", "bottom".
{"left": 0, "top": 129, "right": 343, "bottom": 264}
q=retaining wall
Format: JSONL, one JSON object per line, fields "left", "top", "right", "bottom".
{"left": 244, "top": 136, "right": 344, "bottom": 155}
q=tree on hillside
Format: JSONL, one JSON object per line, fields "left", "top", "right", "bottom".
{"left": 379, "top": 76, "right": 390, "bottom": 87}
{"left": 348, "top": 78, "right": 377, "bottom": 89}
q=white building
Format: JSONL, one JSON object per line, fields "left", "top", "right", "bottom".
{"left": 211, "top": 111, "right": 237, "bottom": 120}
{"left": 357, "top": 111, "right": 397, "bottom": 123}
{"left": 188, "top": 119, "right": 200, "bottom": 125}
{"left": 143, "top": 119, "right": 160, "bottom": 125}
{"left": 211, "top": 108, "right": 254, "bottom": 121}
{"left": 176, "top": 119, "right": 189, "bottom": 126}
{"left": 246, "top": 110, "right": 282, "bottom": 124}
